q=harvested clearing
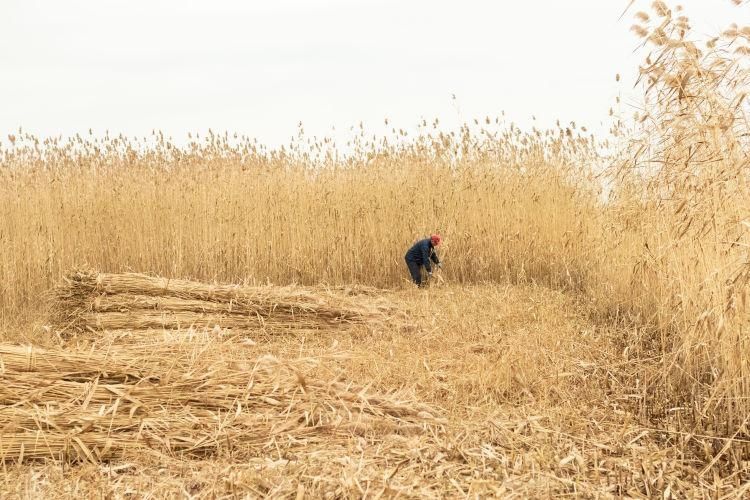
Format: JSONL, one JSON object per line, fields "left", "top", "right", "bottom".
{"left": 1, "top": 278, "right": 747, "bottom": 497}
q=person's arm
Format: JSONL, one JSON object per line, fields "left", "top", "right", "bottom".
{"left": 430, "top": 250, "right": 441, "bottom": 267}
{"left": 421, "top": 240, "right": 432, "bottom": 273}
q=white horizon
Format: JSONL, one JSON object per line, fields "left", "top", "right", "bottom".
{"left": 2, "top": 0, "right": 748, "bottom": 147}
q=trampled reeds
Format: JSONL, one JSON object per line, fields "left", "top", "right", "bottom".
{"left": 50, "top": 269, "right": 402, "bottom": 336}
{"left": 0, "top": 341, "right": 441, "bottom": 463}
{"left": 1, "top": 289, "right": 740, "bottom": 497}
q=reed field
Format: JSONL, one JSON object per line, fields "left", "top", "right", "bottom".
{"left": 1, "top": 1, "right": 750, "bottom": 497}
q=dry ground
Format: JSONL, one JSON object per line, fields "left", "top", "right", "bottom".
{"left": 0, "top": 283, "right": 746, "bottom": 498}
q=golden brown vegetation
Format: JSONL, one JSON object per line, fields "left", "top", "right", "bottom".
{"left": 0, "top": 118, "right": 599, "bottom": 318}
{"left": 51, "top": 269, "right": 399, "bottom": 337}
{"left": 6, "top": 283, "right": 745, "bottom": 497}
{"left": 610, "top": 2, "right": 750, "bottom": 431}
{"left": 1, "top": 1, "right": 750, "bottom": 496}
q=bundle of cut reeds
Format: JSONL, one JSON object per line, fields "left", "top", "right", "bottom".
{"left": 0, "top": 342, "right": 440, "bottom": 463}
{"left": 51, "top": 269, "right": 401, "bottom": 336}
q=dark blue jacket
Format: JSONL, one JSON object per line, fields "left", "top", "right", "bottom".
{"left": 405, "top": 238, "right": 441, "bottom": 272}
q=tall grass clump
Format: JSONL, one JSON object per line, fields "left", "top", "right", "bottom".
{"left": 601, "top": 1, "right": 750, "bottom": 430}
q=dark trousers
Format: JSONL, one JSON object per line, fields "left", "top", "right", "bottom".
{"left": 405, "top": 258, "right": 423, "bottom": 286}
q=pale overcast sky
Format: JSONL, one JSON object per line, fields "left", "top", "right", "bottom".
{"left": 1, "top": 1, "right": 748, "bottom": 146}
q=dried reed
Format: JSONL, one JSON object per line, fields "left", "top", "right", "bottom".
{"left": 51, "top": 269, "right": 401, "bottom": 336}
{"left": 0, "top": 342, "right": 440, "bottom": 463}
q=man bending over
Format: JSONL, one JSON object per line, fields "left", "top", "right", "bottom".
{"left": 404, "top": 234, "right": 442, "bottom": 287}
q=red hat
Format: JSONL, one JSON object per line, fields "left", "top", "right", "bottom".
{"left": 430, "top": 234, "right": 442, "bottom": 246}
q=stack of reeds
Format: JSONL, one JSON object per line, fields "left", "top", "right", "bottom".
{"left": 0, "top": 342, "right": 440, "bottom": 463}
{"left": 51, "top": 269, "right": 401, "bottom": 337}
